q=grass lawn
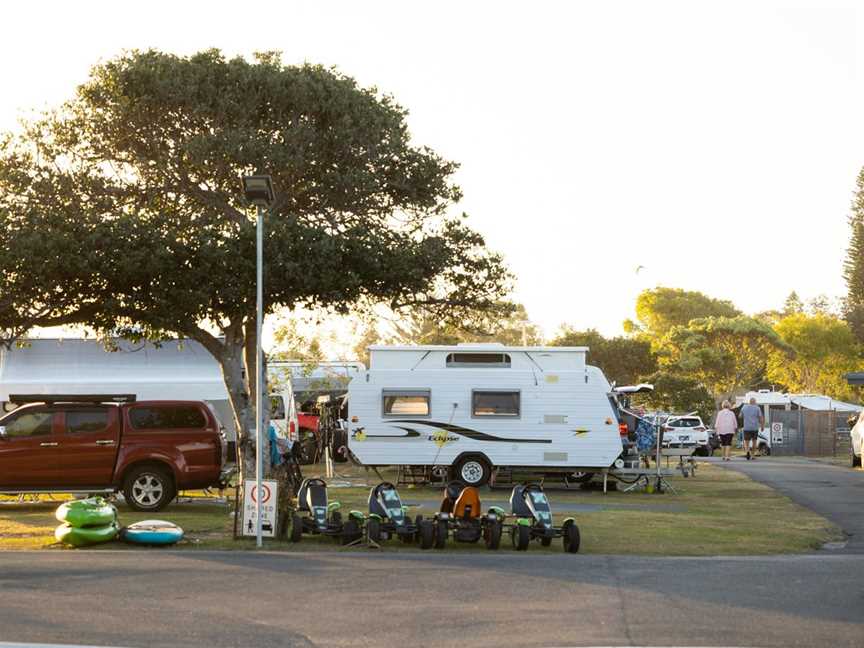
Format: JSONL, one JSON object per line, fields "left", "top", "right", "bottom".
{"left": 0, "top": 462, "right": 843, "bottom": 554}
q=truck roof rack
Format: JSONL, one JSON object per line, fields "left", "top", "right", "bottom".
{"left": 9, "top": 394, "right": 137, "bottom": 405}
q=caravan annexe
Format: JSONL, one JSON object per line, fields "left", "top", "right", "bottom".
{"left": 347, "top": 344, "right": 624, "bottom": 486}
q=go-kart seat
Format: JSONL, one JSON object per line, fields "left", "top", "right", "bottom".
{"left": 440, "top": 480, "right": 466, "bottom": 514}
{"left": 369, "top": 482, "right": 402, "bottom": 518}
{"left": 509, "top": 485, "right": 533, "bottom": 517}
{"left": 453, "top": 486, "right": 482, "bottom": 519}
{"left": 297, "top": 478, "right": 328, "bottom": 512}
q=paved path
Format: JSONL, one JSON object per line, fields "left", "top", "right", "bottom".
{"left": 716, "top": 456, "right": 864, "bottom": 553}
{"left": 0, "top": 551, "right": 861, "bottom": 648}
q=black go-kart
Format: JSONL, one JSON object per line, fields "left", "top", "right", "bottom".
{"left": 365, "top": 482, "right": 423, "bottom": 545}
{"left": 508, "top": 483, "right": 580, "bottom": 553}
{"left": 420, "top": 480, "right": 503, "bottom": 550}
{"left": 290, "top": 478, "right": 363, "bottom": 545}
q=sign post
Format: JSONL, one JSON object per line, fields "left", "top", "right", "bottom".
{"left": 242, "top": 479, "right": 278, "bottom": 539}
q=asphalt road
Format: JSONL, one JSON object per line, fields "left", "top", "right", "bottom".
{"left": 0, "top": 550, "right": 862, "bottom": 648}
{"left": 719, "top": 456, "right": 864, "bottom": 553}
{"left": 2, "top": 458, "right": 863, "bottom": 648}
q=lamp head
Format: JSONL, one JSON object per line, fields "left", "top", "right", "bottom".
{"left": 241, "top": 175, "right": 275, "bottom": 207}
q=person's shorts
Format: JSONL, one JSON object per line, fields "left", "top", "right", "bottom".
{"left": 720, "top": 433, "right": 733, "bottom": 447}
{"left": 743, "top": 430, "right": 759, "bottom": 441}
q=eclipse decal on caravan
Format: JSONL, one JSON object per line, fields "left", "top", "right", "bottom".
{"left": 347, "top": 344, "right": 623, "bottom": 486}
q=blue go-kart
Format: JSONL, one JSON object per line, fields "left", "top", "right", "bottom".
{"left": 508, "top": 483, "right": 580, "bottom": 553}
{"left": 290, "top": 478, "right": 363, "bottom": 545}
{"left": 365, "top": 481, "right": 423, "bottom": 545}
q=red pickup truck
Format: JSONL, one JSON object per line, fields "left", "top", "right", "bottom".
{"left": 0, "top": 395, "right": 232, "bottom": 511}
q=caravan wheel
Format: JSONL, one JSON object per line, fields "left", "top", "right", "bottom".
{"left": 454, "top": 455, "right": 492, "bottom": 487}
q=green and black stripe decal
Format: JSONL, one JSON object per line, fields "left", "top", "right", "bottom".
{"left": 389, "top": 420, "right": 552, "bottom": 444}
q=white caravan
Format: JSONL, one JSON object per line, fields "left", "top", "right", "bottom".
{"left": 347, "top": 344, "right": 624, "bottom": 486}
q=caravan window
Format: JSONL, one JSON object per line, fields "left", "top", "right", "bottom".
{"left": 446, "top": 353, "right": 511, "bottom": 368}
{"left": 472, "top": 390, "right": 520, "bottom": 417}
{"left": 382, "top": 390, "right": 430, "bottom": 417}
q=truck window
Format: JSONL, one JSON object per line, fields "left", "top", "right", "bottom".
{"left": 472, "top": 390, "right": 520, "bottom": 417}
{"left": 382, "top": 390, "right": 430, "bottom": 416}
{"left": 66, "top": 409, "right": 109, "bottom": 434}
{"left": 129, "top": 406, "right": 206, "bottom": 430}
{"left": 3, "top": 410, "right": 53, "bottom": 437}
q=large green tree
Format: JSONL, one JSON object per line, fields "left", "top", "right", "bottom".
{"left": 658, "top": 316, "right": 792, "bottom": 398}
{"left": 0, "top": 50, "right": 511, "bottom": 477}
{"left": 624, "top": 287, "right": 741, "bottom": 342}
{"left": 767, "top": 313, "right": 861, "bottom": 400}
{"left": 549, "top": 327, "right": 656, "bottom": 386}
{"left": 844, "top": 167, "right": 864, "bottom": 341}
{"left": 388, "top": 303, "right": 540, "bottom": 346}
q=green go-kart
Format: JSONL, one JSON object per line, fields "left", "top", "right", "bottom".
{"left": 365, "top": 481, "right": 423, "bottom": 545}
{"left": 420, "top": 480, "right": 503, "bottom": 550}
{"left": 290, "top": 478, "right": 363, "bottom": 545}
{"left": 508, "top": 483, "right": 580, "bottom": 553}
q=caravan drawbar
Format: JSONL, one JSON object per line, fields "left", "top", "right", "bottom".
{"left": 347, "top": 344, "right": 624, "bottom": 486}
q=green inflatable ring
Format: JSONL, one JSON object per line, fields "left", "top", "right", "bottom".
{"left": 55, "top": 497, "right": 117, "bottom": 528}
{"left": 55, "top": 521, "right": 119, "bottom": 547}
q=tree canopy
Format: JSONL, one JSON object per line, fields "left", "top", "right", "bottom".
{"left": 624, "top": 287, "right": 740, "bottom": 341}
{"left": 658, "top": 316, "right": 792, "bottom": 398}
{"left": 0, "top": 49, "right": 512, "bottom": 474}
{"left": 549, "top": 327, "right": 656, "bottom": 386}
{"left": 767, "top": 313, "right": 862, "bottom": 400}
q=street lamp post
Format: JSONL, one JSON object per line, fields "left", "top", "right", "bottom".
{"left": 241, "top": 174, "right": 275, "bottom": 549}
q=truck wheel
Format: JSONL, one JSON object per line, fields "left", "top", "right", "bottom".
{"left": 453, "top": 455, "right": 492, "bottom": 487}
{"left": 123, "top": 465, "right": 175, "bottom": 512}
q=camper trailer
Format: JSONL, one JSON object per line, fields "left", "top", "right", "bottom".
{"left": 347, "top": 344, "right": 624, "bottom": 486}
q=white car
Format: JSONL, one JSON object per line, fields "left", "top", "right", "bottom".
{"left": 851, "top": 412, "right": 864, "bottom": 468}
{"left": 660, "top": 415, "right": 712, "bottom": 456}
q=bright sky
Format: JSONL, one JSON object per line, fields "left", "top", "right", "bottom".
{"left": 3, "top": 1, "right": 863, "bottom": 339}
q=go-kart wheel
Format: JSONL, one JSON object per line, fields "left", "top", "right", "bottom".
{"left": 367, "top": 517, "right": 382, "bottom": 544}
{"left": 540, "top": 536, "right": 552, "bottom": 547}
{"left": 512, "top": 524, "right": 530, "bottom": 551}
{"left": 341, "top": 519, "right": 360, "bottom": 546}
{"left": 331, "top": 510, "right": 342, "bottom": 524}
{"left": 484, "top": 520, "right": 502, "bottom": 550}
{"left": 290, "top": 514, "right": 303, "bottom": 543}
{"left": 400, "top": 529, "right": 415, "bottom": 544}
{"left": 413, "top": 515, "right": 424, "bottom": 543}
{"left": 434, "top": 520, "right": 448, "bottom": 549}
{"left": 419, "top": 520, "right": 435, "bottom": 550}
{"left": 562, "top": 519, "right": 581, "bottom": 553}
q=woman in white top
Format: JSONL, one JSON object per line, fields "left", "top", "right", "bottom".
{"left": 713, "top": 401, "right": 738, "bottom": 461}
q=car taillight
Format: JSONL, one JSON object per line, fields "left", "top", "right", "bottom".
{"left": 618, "top": 423, "right": 629, "bottom": 436}
{"left": 694, "top": 426, "right": 705, "bottom": 432}
{"left": 289, "top": 420, "right": 296, "bottom": 439}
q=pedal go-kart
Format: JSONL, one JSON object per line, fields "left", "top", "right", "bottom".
{"left": 420, "top": 480, "right": 503, "bottom": 550}
{"left": 366, "top": 481, "right": 423, "bottom": 545}
{"left": 290, "top": 478, "right": 363, "bottom": 545}
{"left": 508, "top": 483, "right": 580, "bottom": 553}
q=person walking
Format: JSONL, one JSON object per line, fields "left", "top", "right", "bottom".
{"left": 740, "top": 397, "right": 764, "bottom": 460}
{"left": 713, "top": 401, "right": 737, "bottom": 461}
